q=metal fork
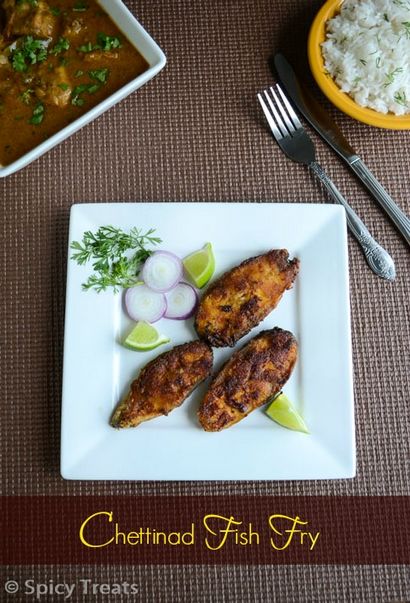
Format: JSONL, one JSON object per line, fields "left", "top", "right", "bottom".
{"left": 257, "top": 84, "right": 396, "bottom": 281}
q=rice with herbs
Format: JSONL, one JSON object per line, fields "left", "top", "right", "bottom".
{"left": 321, "top": 0, "right": 410, "bottom": 115}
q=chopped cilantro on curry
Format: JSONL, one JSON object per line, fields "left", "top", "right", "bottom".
{"left": 0, "top": 0, "right": 148, "bottom": 165}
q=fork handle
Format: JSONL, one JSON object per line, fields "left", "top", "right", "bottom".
{"left": 310, "top": 161, "right": 396, "bottom": 281}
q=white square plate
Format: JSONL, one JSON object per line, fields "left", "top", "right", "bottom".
{"left": 61, "top": 202, "right": 355, "bottom": 480}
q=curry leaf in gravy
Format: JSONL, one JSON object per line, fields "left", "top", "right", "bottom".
{"left": 29, "top": 102, "right": 45, "bottom": 125}
{"left": 50, "top": 6, "right": 61, "bottom": 16}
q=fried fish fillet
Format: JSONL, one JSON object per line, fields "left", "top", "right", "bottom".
{"left": 198, "top": 328, "right": 298, "bottom": 431}
{"left": 195, "top": 249, "right": 299, "bottom": 347}
{"left": 111, "top": 340, "right": 213, "bottom": 428}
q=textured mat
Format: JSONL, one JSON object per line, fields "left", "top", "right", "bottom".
{"left": 0, "top": 0, "right": 409, "bottom": 600}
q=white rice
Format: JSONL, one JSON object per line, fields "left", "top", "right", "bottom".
{"left": 321, "top": 0, "right": 410, "bottom": 115}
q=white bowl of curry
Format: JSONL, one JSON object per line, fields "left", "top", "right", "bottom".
{"left": 0, "top": 0, "right": 166, "bottom": 176}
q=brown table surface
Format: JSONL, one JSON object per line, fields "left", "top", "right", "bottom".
{"left": 1, "top": 0, "right": 409, "bottom": 601}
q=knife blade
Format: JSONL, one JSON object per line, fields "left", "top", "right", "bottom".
{"left": 274, "top": 53, "right": 410, "bottom": 246}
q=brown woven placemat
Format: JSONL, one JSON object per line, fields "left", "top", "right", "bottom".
{"left": 0, "top": 0, "right": 409, "bottom": 600}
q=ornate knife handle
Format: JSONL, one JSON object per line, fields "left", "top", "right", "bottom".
{"left": 310, "top": 161, "right": 396, "bottom": 281}
{"left": 349, "top": 157, "right": 410, "bottom": 246}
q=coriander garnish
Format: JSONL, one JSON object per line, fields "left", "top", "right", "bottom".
{"left": 71, "top": 82, "right": 100, "bottom": 106}
{"left": 19, "top": 88, "right": 34, "bottom": 105}
{"left": 77, "top": 33, "right": 121, "bottom": 53}
{"left": 77, "top": 41, "right": 95, "bottom": 53}
{"left": 96, "top": 33, "right": 121, "bottom": 51}
{"left": 50, "top": 37, "right": 70, "bottom": 55}
{"left": 29, "top": 102, "right": 45, "bottom": 125}
{"left": 70, "top": 226, "right": 162, "bottom": 292}
{"left": 88, "top": 68, "right": 109, "bottom": 83}
{"left": 10, "top": 36, "right": 48, "bottom": 72}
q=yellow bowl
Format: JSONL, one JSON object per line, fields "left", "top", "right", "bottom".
{"left": 308, "top": 0, "right": 410, "bottom": 130}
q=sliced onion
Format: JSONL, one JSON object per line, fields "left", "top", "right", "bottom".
{"left": 125, "top": 285, "right": 167, "bottom": 323}
{"left": 141, "top": 251, "right": 183, "bottom": 293}
{"left": 164, "top": 283, "right": 198, "bottom": 320}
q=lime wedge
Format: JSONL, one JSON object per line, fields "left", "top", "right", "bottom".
{"left": 123, "top": 321, "right": 170, "bottom": 351}
{"left": 266, "top": 393, "right": 309, "bottom": 433}
{"left": 183, "top": 242, "right": 215, "bottom": 288}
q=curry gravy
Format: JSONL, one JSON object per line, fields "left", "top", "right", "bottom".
{"left": 0, "top": 0, "right": 148, "bottom": 165}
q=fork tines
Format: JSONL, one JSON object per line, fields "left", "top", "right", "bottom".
{"left": 257, "top": 84, "right": 302, "bottom": 141}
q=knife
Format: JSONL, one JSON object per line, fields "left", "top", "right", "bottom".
{"left": 274, "top": 53, "right": 410, "bottom": 246}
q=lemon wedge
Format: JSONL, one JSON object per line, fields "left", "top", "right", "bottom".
{"left": 183, "top": 242, "right": 215, "bottom": 288}
{"left": 266, "top": 393, "right": 309, "bottom": 433}
{"left": 123, "top": 321, "right": 170, "bottom": 351}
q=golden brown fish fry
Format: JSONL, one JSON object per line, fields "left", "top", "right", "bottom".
{"left": 111, "top": 340, "right": 213, "bottom": 428}
{"left": 195, "top": 249, "right": 299, "bottom": 347}
{"left": 198, "top": 328, "right": 298, "bottom": 431}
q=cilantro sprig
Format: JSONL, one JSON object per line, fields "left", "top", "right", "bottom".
{"left": 89, "top": 68, "right": 109, "bottom": 83}
{"left": 71, "top": 82, "right": 99, "bottom": 106}
{"left": 10, "top": 36, "right": 48, "bottom": 72}
{"left": 50, "top": 37, "right": 70, "bottom": 55}
{"left": 78, "top": 32, "right": 122, "bottom": 53}
{"left": 70, "top": 226, "right": 162, "bottom": 292}
{"left": 97, "top": 33, "right": 121, "bottom": 51}
{"left": 19, "top": 88, "right": 34, "bottom": 105}
{"left": 70, "top": 69, "right": 109, "bottom": 105}
{"left": 29, "top": 102, "right": 45, "bottom": 125}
